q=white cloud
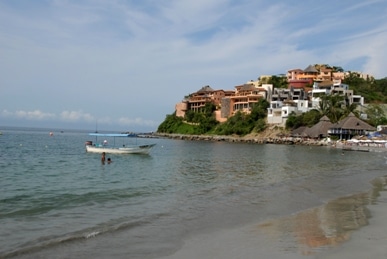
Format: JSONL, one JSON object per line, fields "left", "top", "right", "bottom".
{"left": 0, "top": 109, "right": 55, "bottom": 121}
{"left": 1, "top": 110, "right": 12, "bottom": 117}
{"left": 60, "top": 110, "right": 95, "bottom": 122}
{"left": 0, "top": 108, "right": 158, "bottom": 131}
{"left": 13, "top": 110, "right": 56, "bottom": 120}
{"left": 118, "top": 117, "right": 158, "bottom": 127}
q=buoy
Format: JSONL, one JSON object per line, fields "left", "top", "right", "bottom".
{"left": 49, "top": 132, "right": 54, "bottom": 136}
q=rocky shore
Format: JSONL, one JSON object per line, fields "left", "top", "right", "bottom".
{"left": 153, "top": 132, "right": 331, "bottom": 146}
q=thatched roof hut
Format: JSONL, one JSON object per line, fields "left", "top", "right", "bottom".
{"left": 307, "top": 115, "right": 333, "bottom": 139}
{"left": 329, "top": 112, "right": 376, "bottom": 139}
{"left": 291, "top": 126, "right": 310, "bottom": 137}
{"left": 304, "top": 64, "right": 318, "bottom": 73}
{"left": 331, "top": 113, "right": 375, "bottom": 131}
{"left": 197, "top": 85, "right": 214, "bottom": 93}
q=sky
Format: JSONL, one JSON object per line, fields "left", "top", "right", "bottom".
{"left": 1, "top": 0, "right": 387, "bottom": 132}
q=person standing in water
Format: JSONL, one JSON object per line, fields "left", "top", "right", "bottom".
{"left": 101, "top": 152, "right": 106, "bottom": 164}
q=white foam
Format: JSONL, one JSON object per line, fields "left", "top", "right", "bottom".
{"left": 85, "top": 231, "right": 100, "bottom": 239}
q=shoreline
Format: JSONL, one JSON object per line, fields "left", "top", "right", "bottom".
{"left": 152, "top": 132, "right": 387, "bottom": 152}
{"left": 153, "top": 132, "right": 331, "bottom": 146}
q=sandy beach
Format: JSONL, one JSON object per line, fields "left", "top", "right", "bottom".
{"left": 162, "top": 176, "right": 387, "bottom": 259}
{"left": 320, "top": 181, "right": 387, "bottom": 259}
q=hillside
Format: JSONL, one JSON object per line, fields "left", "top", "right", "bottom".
{"left": 157, "top": 75, "right": 387, "bottom": 137}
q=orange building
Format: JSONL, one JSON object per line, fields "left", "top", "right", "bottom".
{"left": 175, "top": 85, "right": 230, "bottom": 118}
{"left": 175, "top": 84, "right": 271, "bottom": 122}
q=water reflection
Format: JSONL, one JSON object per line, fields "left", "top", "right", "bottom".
{"left": 258, "top": 176, "right": 387, "bottom": 255}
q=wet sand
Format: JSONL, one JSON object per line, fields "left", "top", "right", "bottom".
{"left": 320, "top": 184, "right": 387, "bottom": 259}
{"left": 162, "top": 177, "right": 387, "bottom": 259}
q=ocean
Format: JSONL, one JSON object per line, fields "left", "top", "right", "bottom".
{"left": 1, "top": 127, "right": 387, "bottom": 258}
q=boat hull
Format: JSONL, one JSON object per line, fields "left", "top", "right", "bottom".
{"left": 85, "top": 144, "right": 155, "bottom": 154}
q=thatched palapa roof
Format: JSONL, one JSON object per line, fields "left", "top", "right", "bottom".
{"left": 304, "top": 64, "right": 318, "bottom": 73}
{"left": 291, "top": 116, "right": 333, "bottom": 138}
{"left": 307, "top": 115, "right": 333, "bottom": 138}
{"left": 330, "top": 113, "right": 376, "bottom": 131}
{"left": 291, "top": 126, "right": 309, "bottom": 137}
{"left": 197, "top": 85, "right": 214, "bottom": 93}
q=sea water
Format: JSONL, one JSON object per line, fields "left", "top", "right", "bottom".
{"left": 0, "top": 127, "right": 386, "bottom": 258}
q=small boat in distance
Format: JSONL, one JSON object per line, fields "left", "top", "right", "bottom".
{"left": 85, "top": 133, "right": 156, "bottom": 154}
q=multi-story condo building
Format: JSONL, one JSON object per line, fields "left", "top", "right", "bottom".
{"left": 222, "top": 83, "right": 272, "bottom": 117}
{"left": 267, "top": 87, "right": 309, "bottom": 125}
{"left": 175, "top": 85, "right": 232, "bottom": 118}
{"left": 310, "top": 81, "right": 364, "bottom": 109}
{"left": 175, "top": 83, "right": 273, "bottom": 122}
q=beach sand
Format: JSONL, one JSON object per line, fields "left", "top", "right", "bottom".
{"left": 320, "top": 186, "right": 387, "bottom": 259}
{"left": 162, "top": 177, "right": 387, "bottom": 259}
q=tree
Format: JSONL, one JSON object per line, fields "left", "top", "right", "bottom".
{"left": 157, "top": 113, "right": 184, "bottom": 133}
{"left": 317, "top": 94, "right": 345, "bottom": 123}
{"left": 184, "top": 110, "right": 195, "bottom": 122}
{"left": 249, "top": 99, "right": 270, "bottom": 132}
{"left": 249, "top": 99, "right": 269, "bottom": 121}
{"left": 302, "top": 109, "right": 321, "bottom": 127}
{"left": 268, "top": 75, "right": 288, "bottom": 89}
{"left": 343, "top": 102, "right": 359, "bottom": 118}
{"left": 203, "top": 102, "right": 216, "bottom": 116}
{"left": 285, "top": 112, "right": 303, "bottom": 130}
{"left": 285, "top": 110, "right": 321, "bottom": 130}
{"left": 343, "top": 72, "right": 366, "bottom": 86}
{"left": 332, "top": 66, "right": 344, "bottom": 72}
{"left": 365, "top": 104, "right": 387, "bottom": 127}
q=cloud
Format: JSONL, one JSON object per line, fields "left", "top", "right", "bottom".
{"left": 2, "top": 109, "right": 57, "bottom": 120}
{"left": 60, "top": 110, "right": 95, "bottom": 122}
{"left": 118, "top": 117, "right": 158, "bottom": 127}
{"left": 0, "top": 109, "right": 158, "bottom": 130}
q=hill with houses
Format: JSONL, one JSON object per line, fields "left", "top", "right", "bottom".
{"left": 158, "top": 64, "right": 387, "bottom": 140}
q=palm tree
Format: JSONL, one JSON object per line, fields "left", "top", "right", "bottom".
{"left": 328, "top": 95, "right": 345, "bottom": 122}
{"left": 317, "top": 94, "right": 345, "bottom": 123}
{"left": 317, "top": 95, "right": 330, "bottom": 116}
{"left": 342, "top": 102, "right": 359, "bottom": 118}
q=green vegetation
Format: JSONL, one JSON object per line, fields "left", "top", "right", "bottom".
{"left": 158, "top": 99, "right": 269, "bottom": 136}
{"left": 158, "top": 73, "right": 387, "bottom": 136}
{"left": 157, "top": 103, "right": 219, "bottom": 135}
{"left": 213, "top": 99, "right": 269, "bottom": 135}
{"left": 285, "top": 109, "right": 321, "bottom": 130}
{"left": 343, "top": 74, "right": 387, "bottom": 103}
{"left": 267, "top": 75, "right": 288, "bottom": 89}
{"left": 365, "top": 104, "right": 387, "bottom": 127}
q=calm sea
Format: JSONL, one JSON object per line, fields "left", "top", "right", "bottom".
{"left": 1, "top": 127, "right": 387, "bottom": 258}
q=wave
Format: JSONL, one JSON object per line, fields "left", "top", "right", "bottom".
{"left": 0, "top": 186, "right": 159, "bottom": 219}
{"left": 0, "top": 213, "right": 166, "bottom": 258}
